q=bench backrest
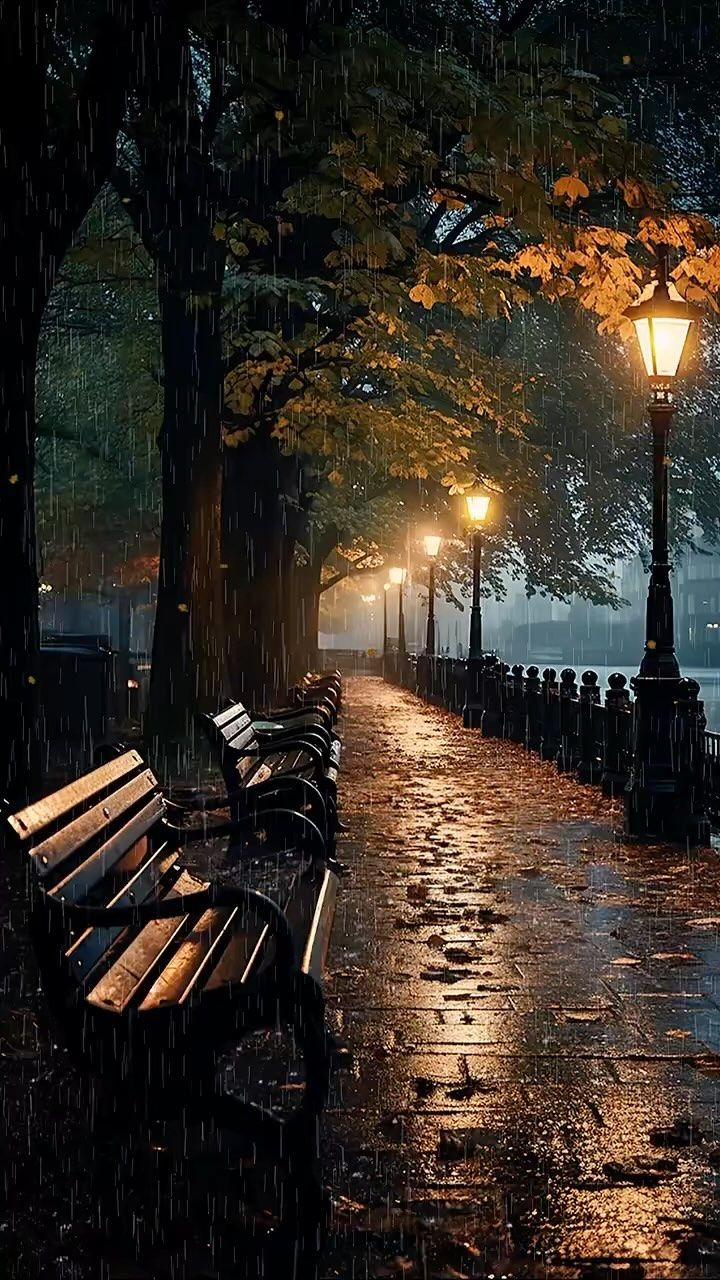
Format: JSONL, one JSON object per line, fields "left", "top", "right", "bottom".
{"left": 7, "top": 750, "right": 170, "bottom": 985}
{"left": 202, "top": 704, "right": 262, "bottom": 781}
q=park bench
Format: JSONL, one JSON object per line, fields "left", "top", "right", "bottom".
{"left": 5, "top": 748, "right": 337, "bottom": 1135}
{"left": 289, "top": 672, "right": 342, "bottom": 721}
{"left": 199, "top": 701, "right": 342, "bottom": 852}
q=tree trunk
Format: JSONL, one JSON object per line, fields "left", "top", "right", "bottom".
{"left": 146, "top": 273, "right": 224, "bottom": 744}
{"left": 222, "top": 432, "right": 297, "bottom": 710}
{"left": 0, "top": 305, "right": 42, "bottom": 805}
{"left": 287, "top": 555, "right": 323, "bottom": 680}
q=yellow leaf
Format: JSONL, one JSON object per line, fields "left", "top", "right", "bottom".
{"left": 553, "top": 175, "right": 589, "bottom": 203}
{"left": 177, "top": 603, "right": 189, "bottom": 614}
{"left": 408, "top": 283, "right": 437, "bottom": 309}
{"left": 212, "top": 223, "right": 226, "bottom": 240}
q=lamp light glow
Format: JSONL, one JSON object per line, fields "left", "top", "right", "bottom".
{"left": 624, "top": 260, "right": 698, "bottom": 381}
{"left": 388, "top": 566, "right": 407, "bottom": 585}
{"left": 464, "top": 491, "right": 491, "bottom": 524}
{"left": 423, "top": 534, "right": 442, "bottom": 558}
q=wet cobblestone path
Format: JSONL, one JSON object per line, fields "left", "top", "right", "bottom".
{"left": 321, "top": 677, "right": 720, "bottom": 1280}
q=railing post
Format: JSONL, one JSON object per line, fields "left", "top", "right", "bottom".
{"left": 556, "top": 668, "right": 579, "bottom": 773}
{"left": 576, "top": 670, "right": 601, "bottom": 783}
{"left": 601, "top": 673, "right": 632, "bottom": 798}
{"left": 703, "top": 728, "right": 720, "bottom": 826}
{"left": 674, "top": 678, "right": 711, "bottom": 845}
{"left": 507, "top": 664, "right": 525, "bottom": 742}
{"left": 540, "top": 668, "right": 560, "bottom": 760}
{"left": 438, "top": 660, "right": 448, "bottom": 711}
{"left": 481, "top": 656, "right": 503, "bottom": 737}
{"left": 416, "top": 653, "right": 428, "bottom": 700}
{"left": 525, "top": 665, "right": 542, "bottom": 752}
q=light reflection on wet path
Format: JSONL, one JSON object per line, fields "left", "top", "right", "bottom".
{"left": 322, "top": 677, "right": 720, "bottom": 1279}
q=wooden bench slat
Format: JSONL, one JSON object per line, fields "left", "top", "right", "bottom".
{"left": 48, "top": 794, "right": 167, "bottom": 904}
{"left": 8, "top": 751, "right": 145, "bottom": 841}
{"left": 32, "top": 770, "right": 159, "bottom": 877}
{"left": 138, "top": 906, "right": 241, "bottom": 1010}
{"left": 212, "top": 704, "right": 253, "bottom": 733}
{"left": 300, "top": 868, "right": 338, "bottom": 981}
{"left": 222, "top": 723, "right": 258, "bottom": 752}
{"left": 65, "top": 844, "right": 179, "bottom": 982}
{"left": 87, "top": 868, "right": 206, "bottom": 1013}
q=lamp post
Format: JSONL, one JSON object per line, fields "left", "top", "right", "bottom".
{"left": 462, "top": 490, "right": 491, "bottom": 727}
{"left": 422, "top": 534, "right": 442, "bottom": 655}
{"left": 361, "top": 593, "right": 377, "bottom": 651}
{"left": 382, "top": 581, "right": 390, "bottom": 671}
{"left": 622, "top": 248, "right": 708, "bottom": 843}
{"left": 389, "top": 566, "right": 407, "bottom": 682}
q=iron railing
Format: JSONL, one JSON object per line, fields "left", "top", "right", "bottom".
{"left": 385, "top": 652, "right": 716, "bottom": 817}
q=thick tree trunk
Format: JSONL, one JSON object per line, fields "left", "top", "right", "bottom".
{"left": 0, "top": 307, "right": 42, "bottom": 805}
{"left": 0, "top": 5, "right": 145, "bottom": 803}
{"left": 287, "top": 556, "right": 323, "bottom": 680}
{"left": 146, "top": 274, "right": 224, "bottom": 744}
{"left": 222, "top": 432, "right": 297, "bottom": 710}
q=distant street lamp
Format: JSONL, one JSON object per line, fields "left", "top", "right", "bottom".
{"left": 622, "top": 247, "right": 708, "bottom": 843}
{"left": 389, "top": 566, "right": 407, "bottom": 666}
{"left": 361, "top": 593, "right": 377, "bottom": 650}
{"left": 422, "top": 534, "right": 442, "bottom": 655}
{"left": 462, "top": 489, "right": 491, "bottom": 727}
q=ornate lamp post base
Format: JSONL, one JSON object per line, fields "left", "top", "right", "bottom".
{"left": 624, "top": 674, "right": 710, "bottom": 845}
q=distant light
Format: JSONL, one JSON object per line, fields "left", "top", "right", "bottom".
{"left": 389, "top": 567, "right": 407, "bottom": 585}
{"left": 38, "top": 582, "right": 53, "bottom": 594}
{"left": 361, "top": 593, "right": 377, "bottom": 604}
{"left": 423, "top": 534, "right": 442, "bottom": 558}
{"left": 127, "top": 678, "right": 139, "bottom": 689}
{"left": 464, "top": 490, "right": 491, "bottom": 524}
{"left": 384, "top": 582, "right": 391, "bottom": 592}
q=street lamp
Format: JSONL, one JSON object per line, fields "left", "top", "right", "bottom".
{"left": 361, "top": 593, "right": 377, "bottom": 651}
{"left": 389, "top": 566, "right": 407, "bottom": 674}
{"left": 462, "top": 489, "right": 491, "bottom": 727}
{"left": 622, "top": 247, "right": 708, "bottom": 842}
{"left": 382, "top": 581, "right": 391, "bottom": 668}
{"left": 422, "top": 534, "right": 442, "bottom": 655}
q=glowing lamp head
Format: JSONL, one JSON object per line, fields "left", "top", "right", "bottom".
{"left": 464, "top": 490, "right": 491, "bottom": 524}
{"left": 423, "top": 534, "right": 442, "bottom": 559}
{"left": 384, "top": 581, "right": 391, "bottom": 592}
{"left": 624, "top": 261, "right": 698, "bottom": 383}
{"left": 388, "top": 566, "right": 407, "bottom": 585}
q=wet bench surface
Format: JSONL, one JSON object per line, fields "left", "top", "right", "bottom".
{"left": 322, "top": 676, "right": 720, "bottom": 1280}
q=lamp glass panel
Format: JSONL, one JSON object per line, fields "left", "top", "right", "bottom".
{"left": 651, "top": 316, "right": 692, "bottom": 377}
{"left": 465, "top": 493, "right": 491, "bottom": 523}
{"left": 423, "top": 534, "right": 442, "bottom": 558}
{"left": 389, "top": 567, "right": 406, "bottom": 585}
{"left": 634, "top": 315, "right": 692, "bottom": 377}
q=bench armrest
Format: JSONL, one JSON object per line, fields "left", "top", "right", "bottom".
{"left": 42, "top": 885, "right": 296, "bottom": 968}
{"left": 167, "top": 803, "right": 328, "bottom": 864}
